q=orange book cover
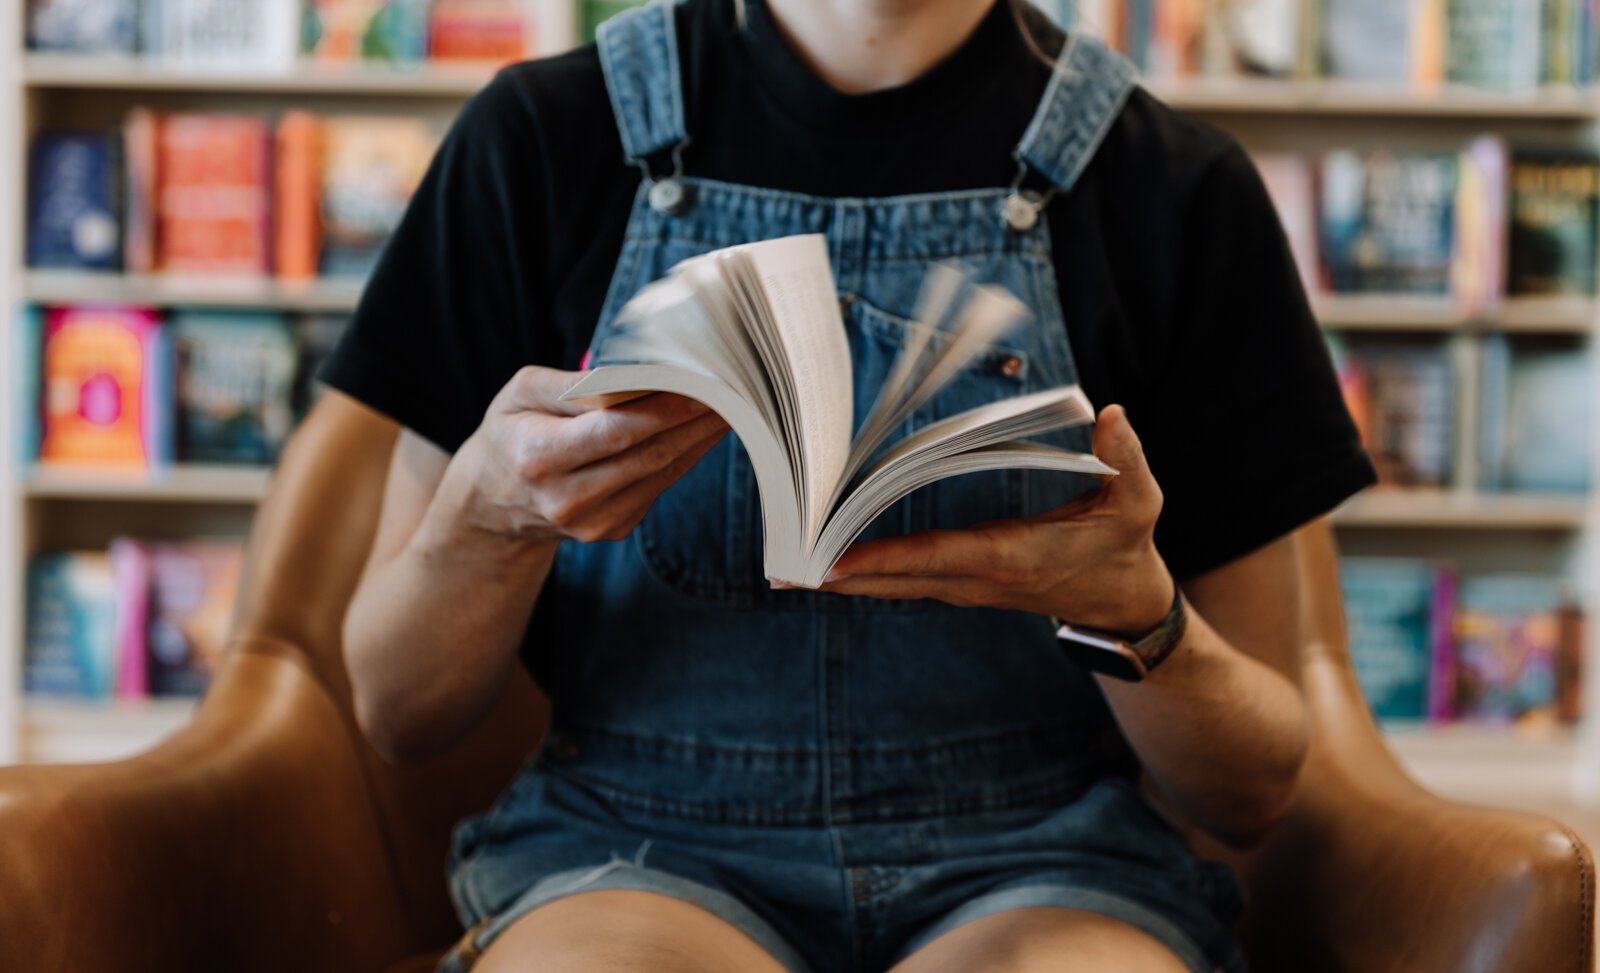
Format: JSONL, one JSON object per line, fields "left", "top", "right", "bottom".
{"left": 275, "top": 111, "right": 324, "bottom": 280}
{"left": 428, "top": 0, "right": 528, "bottom": 62}
{"left": 156, "top": 114, "right": 272, "bottom": 276}
{"left": 39, "top": 306, "right": 172, "bottom": 470}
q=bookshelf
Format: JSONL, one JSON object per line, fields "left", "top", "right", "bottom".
{"left": 2, "top": 9, "right": 1598, "bottom": 831}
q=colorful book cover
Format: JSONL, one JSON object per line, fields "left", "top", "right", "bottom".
{"left": 294, "top": 315, "right": 351, "bottom": 419}
{"left": 1447, "top": 0, "right": 1543, "bottom": 90}
{"left": 274, "top": 111, "right": 324, "bottom": 281}
{"left": 302, "top": 0, "right": 429, "bottom": 62}
{"left": 27, "top": 0, "right": 138, "bottom": 52}
{"left": 428, "top": 0, "right": 529, "bottom": 61}
{"left": 27, "top": 132, "right": 124, "bottom": 271}
{"left": 1319, "top": 149, "right": 1458, "bottom": 296}
{"left": 152, "top": 0, "right": 298, "bottom": 68}
{"left": 1454, "top": 574, "right": 1564, "bottom": 724}
{"left": 1340, "top": 558, "right": 1453, "bottom": 724}
{"left": 319, "top": 116, "right": 436, "bottom": 277}
{"left": 172, "top": 311, "right": 297, "bottom": 465}
{"left": 39, "top": 306, "right": 173, "bottom": 470}
{"left": 108, "top": 537, "right": 152, "bottom": 699}
{"left": 13, "top": 305, "right": 44, "bottom": 466}
{"left": 147, "top": 541, "right": 243, "bottom": 697}
{"left": 1508, "top": 153, "right": 1600, "bottom": 296}
{"left": 156, "top": 114, "right": 273, "bottom": 276}
{"left": 1356, "top": 344, "right": 1454, "bottom": 488}
{"left": 1502, "top": 345, "right": 1594, "bottom": 494}
{"left": 24, "top": 552, "right": 118, "bottom": 699}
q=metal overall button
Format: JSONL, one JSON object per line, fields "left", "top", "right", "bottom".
{"left": 1003, "top": 190, "right": 1044, "bottom": 233}
{"left": 649, "top": 177, "right": 692, "bottom": 216}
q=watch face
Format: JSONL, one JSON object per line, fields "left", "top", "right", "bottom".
{"left": 1055, "top": 630, "right": 1148, "bottom": 682}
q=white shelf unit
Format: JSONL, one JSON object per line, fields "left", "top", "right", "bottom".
{"left": 2, "top": 27, "right": 1598, "bottom": 822}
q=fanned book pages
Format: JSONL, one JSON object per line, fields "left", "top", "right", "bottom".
{"left": 563, "top": 234, "right": 1116, "bottom": 588}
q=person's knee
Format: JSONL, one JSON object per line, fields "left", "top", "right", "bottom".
{"left": 473, "top": 890, "right": 788, "bottom": 973}
{"left": 890, "top": 906, "right": 1192, "bottom": 973}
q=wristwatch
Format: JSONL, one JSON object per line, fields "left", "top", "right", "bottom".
{"left": 1053, "top": 584, "right": 1187, "bottom": 682}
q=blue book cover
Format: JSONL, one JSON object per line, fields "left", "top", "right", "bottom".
{"left": 1503, "top": 346, "right": 1594, "bottom": 494}
{"left": 24, "top": 552, "right": 118, "bottom": 699}
{"left": 1477, "top": 331, "right": 1511, "bottom": 491}
{"left": 1320, "top": 150, "right": 1459, "bottom": 296}
{"left": 1340, "top": 558, "right": 1449, "bottom": 724}
{"left": 1322, "top": 0, "right": 1415, "bottom": 82}
{"left": 27, "top": 0, "right": 138, "bottom": 53}
{"left": 172, "top": 312, "right": 297, "bottom": 465}
{"left": 26, "top": 132, "right": 123, "bottom": 271}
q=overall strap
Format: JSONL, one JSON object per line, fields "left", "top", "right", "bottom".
{"left": 596, "top": 0, "right": 690, "bottom": 174}
{"left": 1014, "top": 33, "right": 1139, "bottom": 194}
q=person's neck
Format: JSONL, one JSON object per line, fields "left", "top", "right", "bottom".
{"left": 759, "top": 0, "right": 999, "bottom": 94}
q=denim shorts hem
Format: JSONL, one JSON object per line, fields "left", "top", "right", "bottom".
{"left": 436, "top": 855, "right": 812, "bottom": 973}
{"left": 891, "top": 882, "right": 1217, "bottom": 973}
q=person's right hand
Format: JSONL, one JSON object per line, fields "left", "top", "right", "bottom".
{"left": 451, "top": 365, "right": 729, "bottom": 545}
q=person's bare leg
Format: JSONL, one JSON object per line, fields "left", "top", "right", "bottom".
{"left": 888, "top": 907, "right": 1193, "bottom": 973}
{"left": 472, "top": 889, "right": 793, "bottom": 973}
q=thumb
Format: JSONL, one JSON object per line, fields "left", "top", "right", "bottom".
{"left": 1093, "top": 405, "right": 1161, "bottom": 508}
{"left": 494, "top": 365, "right": 593, "bottom": 417}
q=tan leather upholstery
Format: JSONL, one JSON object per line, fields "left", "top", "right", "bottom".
{"left": 0, "top": 391, "right": 1590, "bottom": 972}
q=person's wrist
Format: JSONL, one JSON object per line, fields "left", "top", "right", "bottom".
{"left": 427, "top": 433, "right": 564, "bottom": 561}
{"left": 1045, "top": 544, "right": 1174, "bottom": 638}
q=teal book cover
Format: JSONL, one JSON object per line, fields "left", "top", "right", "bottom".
{"left": 171, "top": 311, "right": 296, "bottom": 465}
{"left": 24, "top": 552, "right": 118, "bottom": 699}
{"left": 1340, "top": 558, "right": 1450, "bottom": 724}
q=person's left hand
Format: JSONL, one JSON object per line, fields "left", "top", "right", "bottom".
{"left": 812, "top": 404, "right": 1174, "bottom": 634}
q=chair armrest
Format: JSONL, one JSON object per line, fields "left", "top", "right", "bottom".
{"left": 1239, "top": 656, "right": 1595, "bottom": 973}
{"left": 0, "top": 644, "right": 413, "bottom": 973}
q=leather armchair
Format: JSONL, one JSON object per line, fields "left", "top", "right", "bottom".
{"left": 0, "top": 392, "right": 1591, "bottom": 972}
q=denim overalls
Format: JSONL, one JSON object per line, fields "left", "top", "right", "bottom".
{"left": 440, "top": 4, "right": 1244, "bottom": 972}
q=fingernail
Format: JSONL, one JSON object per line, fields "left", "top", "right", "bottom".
{"left": 823, "top": 567, "right": 844, "bottom": 583}
{"left": 770, "top": 580, "right": 793, "bottom": 590}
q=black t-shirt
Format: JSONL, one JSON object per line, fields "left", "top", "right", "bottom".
{"left": 322, "top": 0, "right": 1377, "bottom": 582}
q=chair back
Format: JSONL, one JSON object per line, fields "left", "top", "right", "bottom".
{"left": 231, "top": 392, "right": 547, "bottom": 952}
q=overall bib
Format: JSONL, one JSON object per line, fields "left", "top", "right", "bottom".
{"left": 441, "top": 5, "right": 1244, "bottom": 971}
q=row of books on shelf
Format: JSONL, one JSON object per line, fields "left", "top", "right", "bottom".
{"left": 27, "top": 0, "right": 549, "bottom": 65}
{"left": 25, "top": 541, "right": 240, "bottom": 700}
{"left": 1253, "top": 144, "right": 1598, "bottom": 310}
{"left": 1046, "top": 0, "right": 1600, "bottom": 89}
{"left": 13, "top": 305, "right": 347, "bottom": 469}
{"left": 28, "top": 109, "right": 438, "bottom": 280}
{"left": 1342, "top": 558, "right": 1584, "bottom": 726}
{"left": 1329, "top": 332, "right": 1593, "bottom": 492}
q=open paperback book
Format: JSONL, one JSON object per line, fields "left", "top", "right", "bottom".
{"left": 564, "top": 234, "right": 1116, "bottom": 588}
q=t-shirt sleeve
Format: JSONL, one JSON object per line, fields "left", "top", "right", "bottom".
{"left": 1141, "top": 144, "right": 1378, "bottom": 581}
{"left": 319, "top": 71, "right": 548, "bottom": 454}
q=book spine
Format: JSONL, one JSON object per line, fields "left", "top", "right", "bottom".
{"left": 123, "top": 108, "right": 159, "bottom": 275}
{"left": 108, "top": 538, "right": 151, "bottom": 700}
{"left": 12, "top": 305, "right": 42, "bottom": 466}
{"left": 274, "top": 112, "right": 323, "bottom": 280}
{"left": 1427, "top": 566, "right": 1458, "bottom": 722}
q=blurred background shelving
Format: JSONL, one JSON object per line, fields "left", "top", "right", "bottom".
{"left": 4, "top": 0, "right": 1600, "bottom": 847}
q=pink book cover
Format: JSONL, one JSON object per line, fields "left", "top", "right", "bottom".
{"left": 108, "top": 537, "right": 151, "bottom": 699}
{"left": 1426, "top": 566, "right": 1457, "bottom": 722}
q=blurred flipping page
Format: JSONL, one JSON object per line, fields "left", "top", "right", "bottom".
{"left": 564, "top": 234, "right": 1114, "bottom": 588}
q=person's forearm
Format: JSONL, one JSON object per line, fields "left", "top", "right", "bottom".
{"left": 345, "top": 441, "right": 558, "bottom": 762}
{"left": 1097, "top": 606, "right": 1310, "bottom": 848}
